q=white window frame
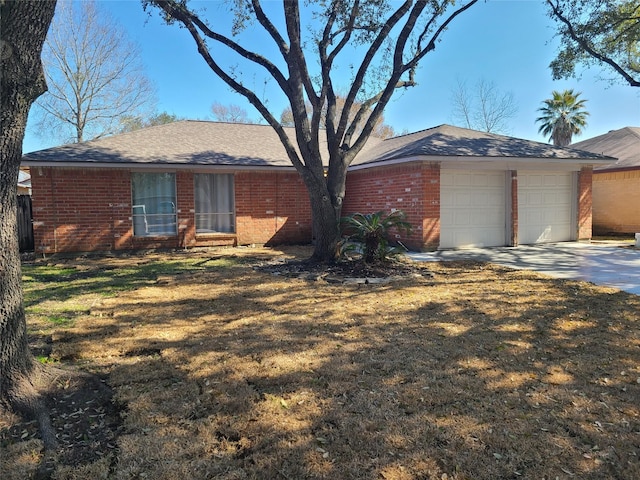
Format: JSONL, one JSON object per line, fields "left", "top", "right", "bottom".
{"left": 131, "top": 172, "right": 177, "bottom": 237}
{"left": 194, "top": 173, "right": 235, "bottom": 234}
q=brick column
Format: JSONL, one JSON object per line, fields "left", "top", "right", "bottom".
{"left": 577, "top": 166, "right": 593, "bottom": 240}
{"left": 421, "top": 163, "right": 440, "bottom": 250}
{"left": 176, "top": 171, "right": 196, "bottom": 248}
{"left": 510, "top": 170, "right": 518, "bottom": 246}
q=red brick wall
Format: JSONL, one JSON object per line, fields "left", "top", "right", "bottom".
{"left": 31, "top": 167, "right": 312, "bottom": 254}
{"left": 577, "top": 166, "right": 593, "bottom": 240}
{"left": 176, "top": 171, "right": 196, "bottom": 248}
{"left": 344, "top": 162, "right": 440, "bottom": 250}
{"left": 31, "top": 167, "right": 134, "bottom": 253}
{"left": 235, "top": 171, "right": 312, "bottom": 245}
{"left": 510, "top": 171, "right": 518, "bottom": 246}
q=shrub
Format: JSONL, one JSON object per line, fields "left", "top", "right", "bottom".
{"left": 340, "top": 210, "right": 412, "bottom": 263}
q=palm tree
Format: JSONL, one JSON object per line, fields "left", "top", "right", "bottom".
{"left": 536, "top": 89, "right": 589, "bottom": 146}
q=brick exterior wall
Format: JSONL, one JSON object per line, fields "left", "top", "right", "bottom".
{"left": 592, "top": 168, "right": 640, "bottom": 234}
{"left": 31, "top": 167, "right": 133, "bottom": 253}
{"left": 30, "top": 167, "right": 312, "bottom": 254}
{"left": 344, "top": 162, "right": 440, "bottom": 250}
{"left": 235, "top": 171, "right": 312, "bottom": 246}
{"left": 577, "top": 166, "right": 593, "bottom": 240}
{"left": 29, "top": 163, "right": 595, "bottom": 254}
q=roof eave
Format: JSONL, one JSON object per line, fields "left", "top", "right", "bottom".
{"left": 349, "top": 154, "right": 617, "bottom": 171}
{"left": 21, "top": 160, "right": 298, "bottom": 172}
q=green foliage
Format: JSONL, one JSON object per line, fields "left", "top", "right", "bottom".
{"left": 535, "top": 89, "right": 589, "bottom": 146}
{"left": 36, "top": 356, "right": 58, "bottom": 365}
{"left": 546, "top": 0, "right": 640, "bottom": 87}
{"left": 119, "top": 112, "right": 181, "bottom": 133}
{"left": 21, "top": 255, "right": 245, "bottom": 308}
{"left": 46, "top": 315, "right": 75, "bottom": 327}
{"left": 340, "top": 210, "right": 412, "bottom": 263}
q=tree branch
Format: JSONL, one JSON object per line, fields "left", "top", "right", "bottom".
{"left": 546, "top": 0, "right": 640, "bottom": 87}
{"left": 337, "top": 0, "right": 413, "bottom": 147}
{"left": 153, "top": 0, "right": 291, "bottom": 91}
{"left": 151, "top": 0, "right": 306, "bottom": 172}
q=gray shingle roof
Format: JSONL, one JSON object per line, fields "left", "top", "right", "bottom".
{"left": 571, "top": 127, "right": 640, "bottom": 171}
{"left": 22, "top": 121, "right": 613, "bottom": 169}
{"left": 352, "top": 124, "right": 612, "bottom": 166}
{"left": 22, "top": 120, "right": 309, "bottom": 168}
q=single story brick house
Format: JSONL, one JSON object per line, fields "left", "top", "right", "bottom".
{"left": 21, "top": 121, "right": 613, "bottom": 254}
{"left": 571, "top": 127, "right": 640, "bottom": 235}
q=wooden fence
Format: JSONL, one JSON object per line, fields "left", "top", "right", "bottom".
{"left": 17, "top": 195, "right": 34, "bottom": 252}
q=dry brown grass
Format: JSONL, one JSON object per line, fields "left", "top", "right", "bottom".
{"left": 2, "top": 246, "right": 639, "bottom": 479}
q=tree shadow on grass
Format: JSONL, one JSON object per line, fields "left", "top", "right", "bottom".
{"left": 5, "top": 252, "right": 640, "bottom": 479}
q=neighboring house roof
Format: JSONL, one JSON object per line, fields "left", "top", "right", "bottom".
{"left": 22, "top": 120, "right": 613, "bottom": 170}
{"left": 571, "top": 127, "right": 640, "bottom": 171}
{"left": 351, "top": 124, "right": 613, "bottom": 166}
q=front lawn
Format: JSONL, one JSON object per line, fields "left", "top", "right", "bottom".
{"left": 2, "top": 246, "right": 639, "bottom": 479}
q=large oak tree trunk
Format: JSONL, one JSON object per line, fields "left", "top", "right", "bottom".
{"left": 309, "top": 188, "right": 342, "bottom": 263}
{"left": 301, "top": 155, "right": 348, "bottom": 263}
{"left": 1, "top": 0, "right": 58, "bottom": 449}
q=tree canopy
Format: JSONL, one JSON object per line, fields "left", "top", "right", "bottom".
{"left": 144, "top": 0, "right": 479, "bottom": 261}
{"left": 211, "top": 102, "right": 256, "bottom": 123}
{"left": 450, "top": 78, "right": 518, "bottom": 134}
{"left": 118, "top": 112, "right": 182, "bottom": 133}
{"left": 34, "top": 0, "right": 155, "bottom": 143}
{"left": 536, "top": 89, "right": 589, "bottom": 146}
{"left": 546, "top": 0, "right": 640, "bottom": 87}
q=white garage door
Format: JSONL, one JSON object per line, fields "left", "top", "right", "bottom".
{"left": 440, "top": 170, "right": 507, "bottom": 248}
{"left": 518, "top": 171, "right": 574, "bottom": 244}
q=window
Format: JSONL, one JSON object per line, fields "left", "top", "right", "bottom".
{"left": 194, "top": 173, "right": 235, "bottom": 233}
{"left": 131, "top": 172, "right": 177, "bottom": 236}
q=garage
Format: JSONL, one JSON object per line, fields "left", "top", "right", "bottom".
{"left": 518, "top": 171, "right": 575, "bottom": 244}
{"left": 440, "top": 170, "right": 507, "bottom": 248}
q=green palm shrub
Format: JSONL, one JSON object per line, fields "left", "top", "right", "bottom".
{"left": 340, "top": 210, "right": 412, "bottom": 263}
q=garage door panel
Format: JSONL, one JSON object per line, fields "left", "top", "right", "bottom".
{"left": 441, "top": 170, "right": 506, "bottom": 248}
{"left": 473, "top": 192, "right": 489, "bottom": 206}
{"left": 456, "top": 192, "right": 472, "bottom": 206}
{"left": 472, "top": 175, "right": 489, "bottom": 187}
{"left": 454, "top": 211, "right": 471, "bottom": 226}
{"left": 518, "top": 171, "right": 574, "bottom": 244}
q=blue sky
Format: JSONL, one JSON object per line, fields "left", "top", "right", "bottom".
{"left": 23, "top": 0, "right": 640, "bottom": 153}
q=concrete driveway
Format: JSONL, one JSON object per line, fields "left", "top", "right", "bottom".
{"left": 409, "top": 242, "right": 640, "bottom": 295}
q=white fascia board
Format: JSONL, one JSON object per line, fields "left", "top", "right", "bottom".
{"left": 348, "top": 155, "right": 616, "bottom": 172}
{"left": 21, "top": 161, "right": 297, "bottom": 173}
